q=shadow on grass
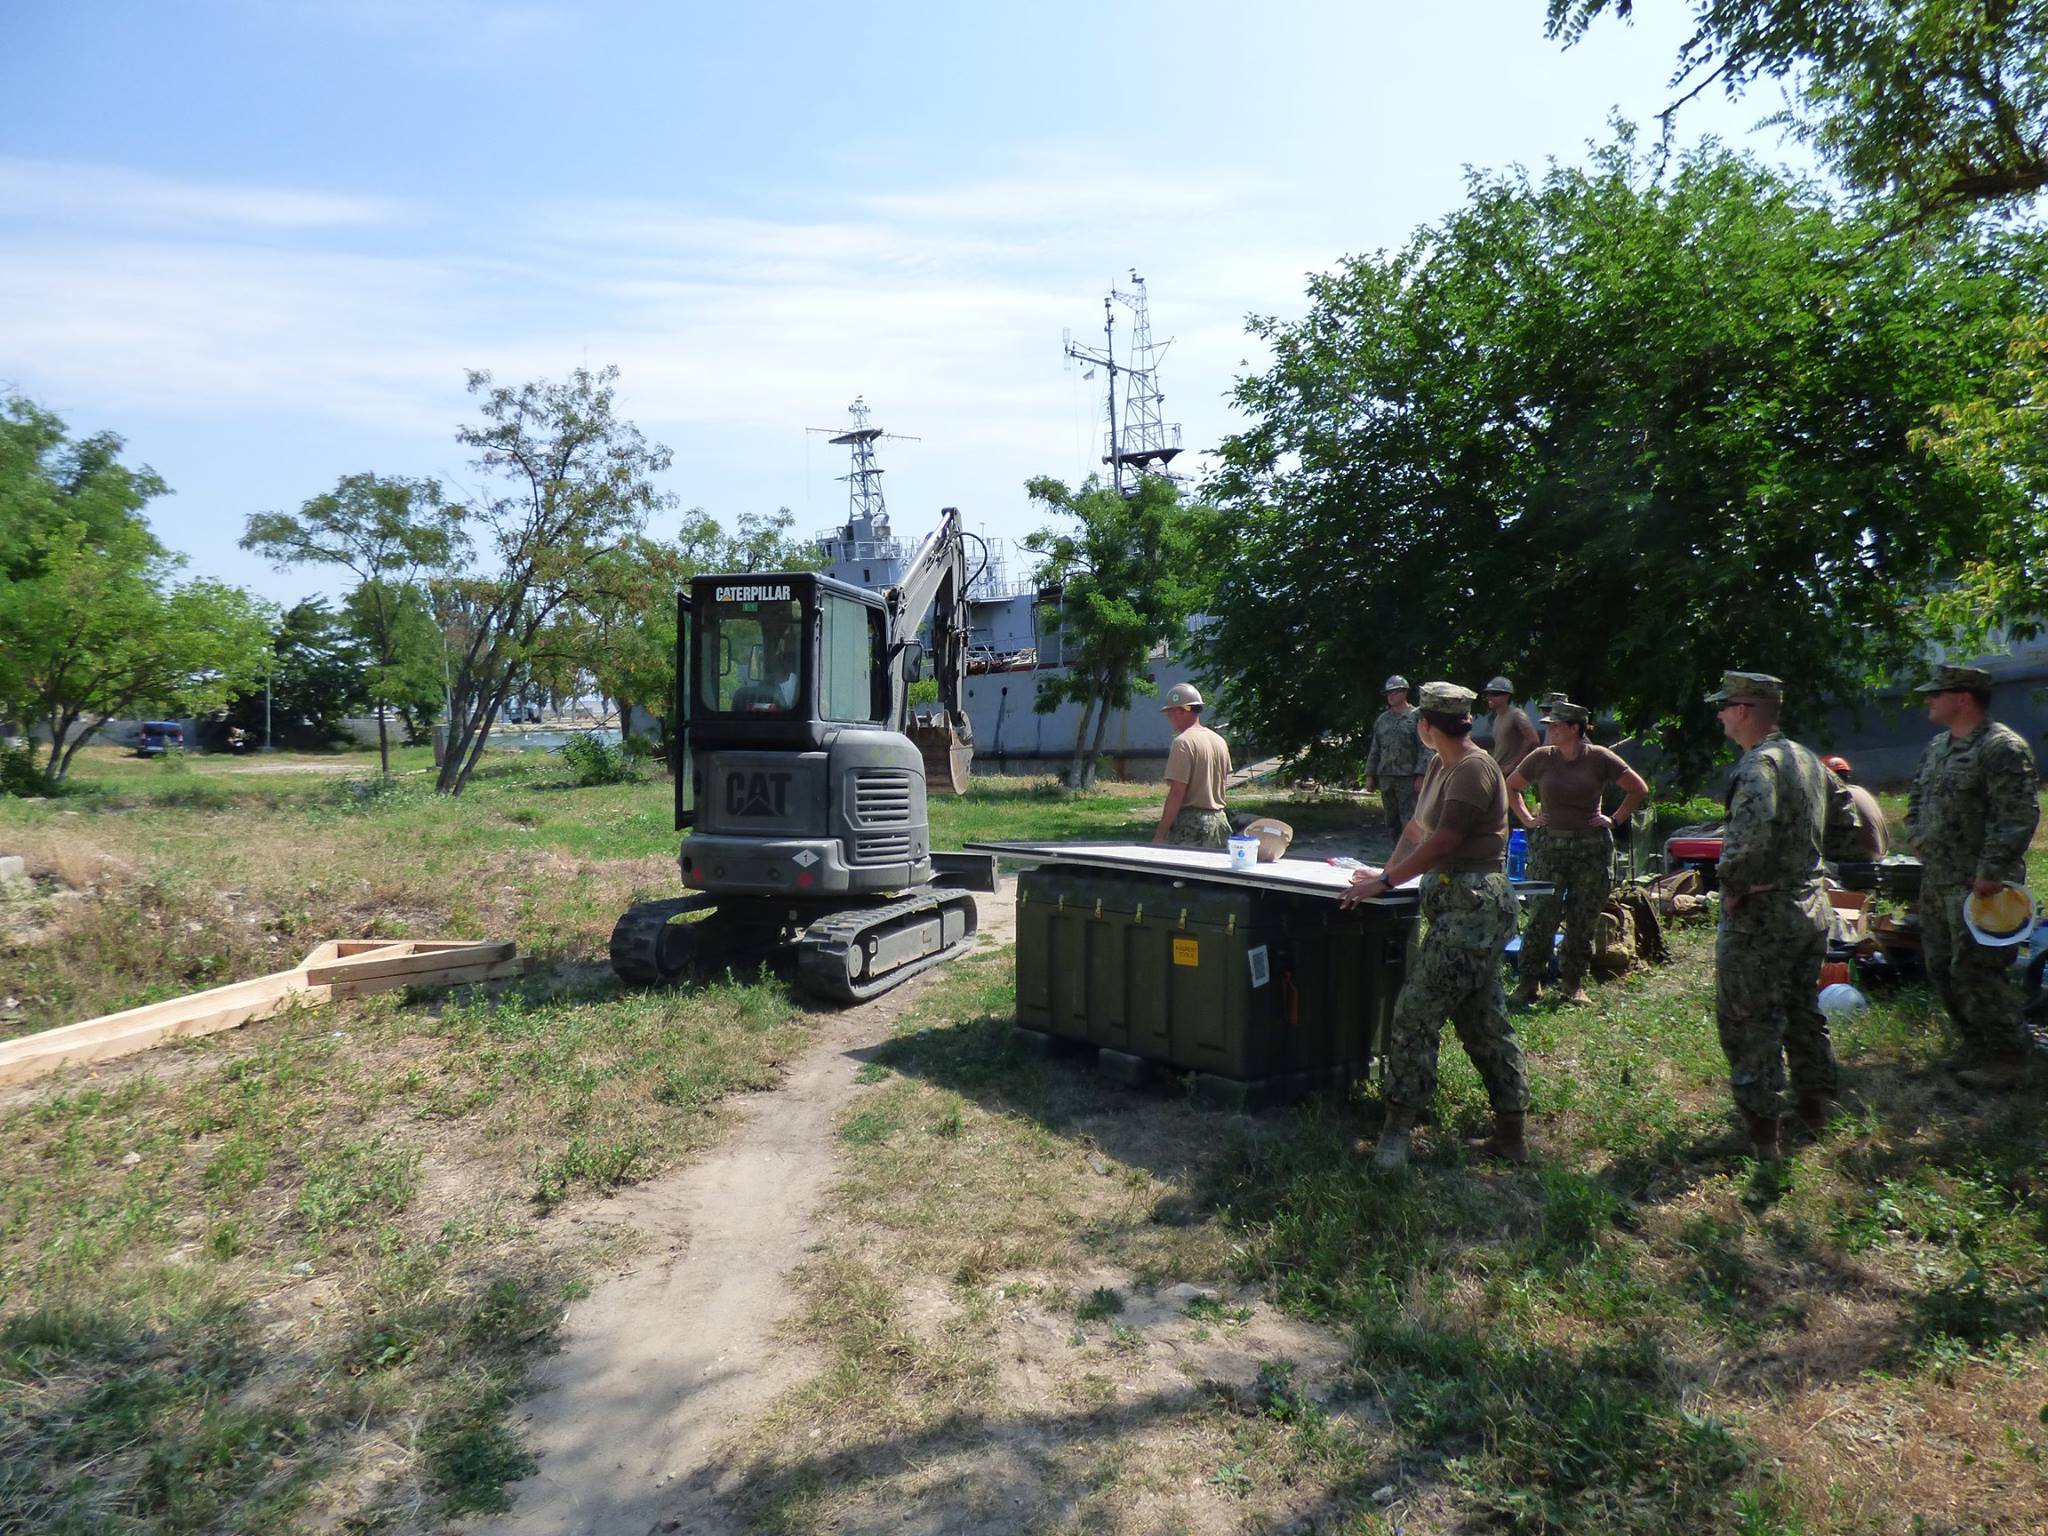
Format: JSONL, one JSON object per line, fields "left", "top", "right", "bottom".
{"left": 861, "top": 989, "right": 2048, "bottom": 1533}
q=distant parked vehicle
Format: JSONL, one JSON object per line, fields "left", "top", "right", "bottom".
{"left": 136, "top": 721, "right": 185, "bottom": 757}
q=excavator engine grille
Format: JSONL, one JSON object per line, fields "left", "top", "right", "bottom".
{"left": 852, "top": 770, "right": 913, "bottom": 827}
{"left": 854, "top": 832, "right": 914, "bottom": 862}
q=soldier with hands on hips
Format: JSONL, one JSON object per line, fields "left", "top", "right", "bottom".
{"left": 1506, "top": 699, "right": 1648, "bottom": 1007}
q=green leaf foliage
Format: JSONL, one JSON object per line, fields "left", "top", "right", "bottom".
{"left": 242, "top": 472, "right": 462, "bottom": 774}
{"left": 215, "top": 599, "right": 372, "bottom": 750}
{"left": 0, "top": 395, "right": 272, "bottom": 779}
{"left": 1914, "top": 312, "right": 2048, "bottom": 646}
{"left": 1023, "top": 473, "right": 1214, "bottom": 787}
{"left": 1203, "top": 138, "right": 2044, "bottom": 785}
{"left": 1547, "top": 0, "right": 2048, "bottom": 224}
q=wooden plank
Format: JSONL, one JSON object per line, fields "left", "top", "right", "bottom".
{"left": 327, "top": 957, "right": 527, "bottom": 999}
{"left": 0, "top": 969, "right": 328, "bottom": 1088}
{"left": 305, "top": 941, "right": 514, "bottom": 986}
{"left": 0, "top": 936, "right": 524, "bottom": 1090}
{"left": 297, "top": 939, "right": 409, "bottom": 971}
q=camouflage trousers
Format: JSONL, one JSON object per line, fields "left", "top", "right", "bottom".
{"left": 1518, "top": 827, "right": 1612, "bottom": 986}
{"left": 1168, "top": 807, "right": 1231, "bottom": 849}
{"left": 1715, "top": 889, "right": 1835, "bottom": 1118}
{"left": 1920, "top": 880, "right": 2029, "bottom": 1061}
{"left": 1382, "top": 870, "right": 1527, "bottom": 1114}
{"left": 1378, "top": 777, "right": 1419, "bottom": 838}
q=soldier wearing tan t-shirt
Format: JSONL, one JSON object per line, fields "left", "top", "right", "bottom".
{"left": 1506, "top": 701, "right": 1649, "bottom": 1005}
{"left": 1822, "top": 756, "right": 1890, "bottom": 859}
{"left": 1340, "top": 681, "right": 1529, "bottom": 1171}
{"left": 1481, "top": 676, "right": 1540, "bottom": 776}
{"left": 1152, "top": 682, "right": 1233, "bottom": 848}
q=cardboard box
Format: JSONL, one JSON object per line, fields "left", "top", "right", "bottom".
{"left": 1826, "top": 888, "right": 1872, "bottom": 945}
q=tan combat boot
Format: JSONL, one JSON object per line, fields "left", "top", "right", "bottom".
{"left": 1473, "top": 1110, "right": 1530, "bottom": 1165}
{"left": 1558, "top": 976, "right": 1592, "bottom": 1007}
{"left": 1514, "top": 975, "right": 1543, "bottom": 1006}
{"left": 1372, "top": 1107, "right": 1419, "bottom": 1172}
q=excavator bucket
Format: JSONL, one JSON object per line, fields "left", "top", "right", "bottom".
{"left": 910, "top": 716, "right": 973, "bottom": 796}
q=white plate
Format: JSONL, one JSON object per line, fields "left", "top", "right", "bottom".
{"left": 1963, "top": 882, "right": 2037, "bottom": 947}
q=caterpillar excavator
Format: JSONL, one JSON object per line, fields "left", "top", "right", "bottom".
{"left": 609, "top": 506, "right": 994, "bottom": 1002}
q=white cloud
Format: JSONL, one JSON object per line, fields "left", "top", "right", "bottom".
{"left": 0, "top": 153, "right": 1329, "bottom": 552}
{"left": 0, "top": 158, "right": 410, "bottom": 232}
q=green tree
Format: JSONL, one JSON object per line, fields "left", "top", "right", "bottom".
{"left": 241, "top": 473, "right": 462, "bottom": 775}
{"left": 1914, "top": 313, "right": 2048, "bottom": 643}
{"left": 436, "top": 366, "right": 674, "bottom": 794}
{"left": 217, "top": 599, "right": 371, "bottom": 749}
{"left": 342, "top": 579, "right": 447, "bottom": 742}
{"left": 1547, "top": 0, "right": 2048, "bottom": 223}
{"left": 1022, "top": 474, "right": 1212, "bottom": 789}
{"left": 1204, "top": 138, "right": 2044, "bottom": 785}
{"left": 541, "top": 507, "right": 823, "bottom": 747}
{"left": 0, "top": 397, "right": 271, "bottom": 777}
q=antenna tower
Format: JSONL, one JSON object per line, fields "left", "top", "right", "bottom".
{"left": 807, "top": 395, "right": 918, "bottom": 533}
{"left": 1062, "top": 270, "right": 1182, "bottom": 495}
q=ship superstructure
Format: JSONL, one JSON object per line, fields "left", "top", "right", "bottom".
{"left": 809, "top": 278, "right": 1200, "bottom": 773}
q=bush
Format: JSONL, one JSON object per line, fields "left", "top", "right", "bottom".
{"left": 558, "top": 732, "right": 640, "bottom": 787}
{"left": 156, "top": 746, "right": 191, "bottom": 774}
{"left": 1, "top": 743, "right": 57, "bottom": 798}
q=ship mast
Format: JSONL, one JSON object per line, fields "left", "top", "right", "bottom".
{"left": 807, "top": 395, "right": 918, "bottom": 537}
{"left": 1062, "top": 270, "right": 1182, "bottom": 496}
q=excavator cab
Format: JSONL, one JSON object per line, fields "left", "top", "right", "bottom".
{"left": 678, "top": 572, "right": 935, "bottom": 898}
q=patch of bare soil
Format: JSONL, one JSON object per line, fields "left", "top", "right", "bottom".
{"left": 475, "top": 897, "right": 1023, "bottom": 1536}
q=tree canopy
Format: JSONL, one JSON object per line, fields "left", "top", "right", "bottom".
{"left": 1023, "top": 474, "right": 1212, "bottom": 788}
{"left": 242, "top": 472, "right": 462, "bottom": 775}
{"left": 435, "top": 366, "right": 673, "bottom": 793}
{"left": 215, "top": 598, "right": 371, "bottom": 750}
{"left": 1548, "top": 0, "right": 2048, "bottom": 224}
{"left": 1202, "top": 139, "right": 2046, "bottom": 784}
{"left": 0, "top": 396, "right": 271, "bottom": 778}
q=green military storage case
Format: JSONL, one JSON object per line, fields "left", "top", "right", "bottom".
{"left": 1014, "top": 864, "right": 1419, "bottom": 1091}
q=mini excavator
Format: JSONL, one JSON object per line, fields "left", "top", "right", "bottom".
{"left": 609, "top": 507, "right": 994, "bottom": 1002}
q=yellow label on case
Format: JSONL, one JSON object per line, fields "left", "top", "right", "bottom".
{"left": 1172, "top": 937, "right": 1200, "bottom": 967}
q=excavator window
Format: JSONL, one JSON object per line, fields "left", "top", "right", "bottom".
{"left": 819, "top": 593, "right": 881, "bottom": 722}
{"left": 703, "top": 596, "right": 803, "bottom": 714}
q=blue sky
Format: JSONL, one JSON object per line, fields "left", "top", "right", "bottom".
{"left": 2, "top": 1, "right": 1787, "bottom": 609}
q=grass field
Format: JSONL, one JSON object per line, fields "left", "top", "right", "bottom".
{"left": 1, "top": 744, "right": 2044, "bottom": 1533}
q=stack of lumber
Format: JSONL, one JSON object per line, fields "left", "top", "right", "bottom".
{"left": 0, "top": 939, "right": 522, "bottom": 1088}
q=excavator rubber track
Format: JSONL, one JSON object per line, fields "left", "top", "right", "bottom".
{"left": 796, "top": 888, "right": 980, "bottom": 1003}
{"left": 609, "top": 895, "right": 719, "bottom": 985}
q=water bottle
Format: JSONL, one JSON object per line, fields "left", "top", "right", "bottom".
{"left": 1507, "top": 827, "right": 1529, "bottom": 880}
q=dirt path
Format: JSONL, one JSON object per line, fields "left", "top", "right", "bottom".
{"left": 479, "top": 890, "right": 1020, "bottom": 1536}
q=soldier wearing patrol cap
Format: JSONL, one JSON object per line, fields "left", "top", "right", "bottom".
{"left": 1708, "top": 670, "right": 1863, "bottom": 1159}
{"left": 1363, "top": 674, "right": 1425, "bottom": 838}
{"left": 1905, "top": 663, "right": 2040, "bottom": 1089}
{"left": 1481, "top": 676, "right": 1540, "bottom": 776}
{"left": 1342, "top": 681, "right": 1528, "bottom": 1170}
{"left": 1152, "top": 682, "right": 1234, "bottom": 849}
{"left": 1506, "top": 699, "right": 1648, "bottom": 1006}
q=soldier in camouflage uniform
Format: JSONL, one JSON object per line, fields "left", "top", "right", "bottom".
{"left": 1507, "top": 700, "right": 1649, "bottom": 1006}
{"left": 1343, "top": 682, "right": 1526, "bottom": 1170}
{"left": 1708, "top": 671, "right": 1862, "bottom": 1159}
{"left": 1904, "top": 663, "right": 2041, "bottom": 1089}
{"left": 1363, "top": 675, "right": 1426, "bottom": 838}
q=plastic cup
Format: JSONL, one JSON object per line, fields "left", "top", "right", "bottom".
{"left": 1227, "top": 835, "right": 1258, "bottom": 872}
